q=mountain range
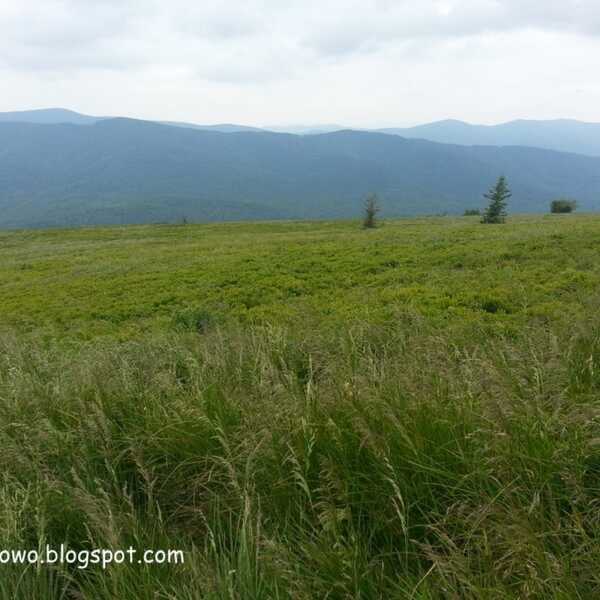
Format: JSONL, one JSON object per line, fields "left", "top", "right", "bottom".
{"left": 376, "top": 119, "right": 600, "bottom": 158}
{"left": 4, "top": 109, "right": 600, "bottom": 155}
{"left": 1, "top": 109, "right": 600, "bottom": 228}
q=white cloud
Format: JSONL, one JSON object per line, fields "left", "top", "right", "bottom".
{"left": 1, "top": 0, "right": 599, "bottom": 126}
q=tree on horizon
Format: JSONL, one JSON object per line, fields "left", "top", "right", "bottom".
{"left": 363, "top": 193, "right": 380, "bottom": 229}
{"left": 482, "top": 176, "right": 511, "bottom": 224}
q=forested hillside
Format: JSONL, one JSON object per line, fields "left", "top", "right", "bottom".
{"left": 2, "top": 118, "right": 600, "bottom": 228}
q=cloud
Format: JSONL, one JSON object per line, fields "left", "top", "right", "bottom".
{"left": 0, "top": 0, "right": 149, "bottom": 70}
{"left": 299, "top": 0, "right": 600, "bottom": 58}
{"left": 1, "top": 1, "right": 599, "bottom": 126}
{"left": 3, "top": 1, "right": 599, "bottom": 74}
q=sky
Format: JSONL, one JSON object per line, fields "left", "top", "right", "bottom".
{"left": 1, "top": 0, "right": 600, "bottom": 128}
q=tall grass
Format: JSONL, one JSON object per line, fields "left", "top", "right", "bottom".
{"left": 0, "top": 316, "right": 599, "bottom": 598}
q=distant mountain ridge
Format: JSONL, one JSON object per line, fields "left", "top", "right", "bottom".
{"left": 1, "top": 117, "right": 600, "bottom": 229}
{"left": 0, "top": 109, "right": 346, "bottom": 135}
{"left": 0, "top": 108, "right": 104, "bottom": 125}
{"left": 159, "top": 121, "right": 265, "bottom": 133}
{"left": 267, "top": 124, "right": 348, "bottom": 135}
{"left": 376, "top": 119, "right": 600, "bottom": 157}
{"left": 0, "top": 108, "right": 262, "bottom": 135}
{"left": 2, "top": 109, "right": 600, "bottom": 156}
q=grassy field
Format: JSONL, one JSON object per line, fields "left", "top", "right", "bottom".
{"left": 1, "top": 215, "right": 600, "bottom": 598}
{"left": 2, "top": 215, "right": 600, "bottom": 337}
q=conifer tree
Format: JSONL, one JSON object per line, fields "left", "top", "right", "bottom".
{"left": 363, "top": 193, "right": 380, "bottom": 229}
{"left": 482, "top": 176, "right": 511, "bottom": 224}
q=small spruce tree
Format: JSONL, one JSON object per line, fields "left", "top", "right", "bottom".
{"left": 363, "top": 193, "right": 380, "bottom": 229}
{"left": 482, "top": 176, "right": 511, "bottom": 224}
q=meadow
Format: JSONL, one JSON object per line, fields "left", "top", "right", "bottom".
{"left": 1, "top": 215, "right": 600, "bottom": 598}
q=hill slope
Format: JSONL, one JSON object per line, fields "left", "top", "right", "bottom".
{"left": 0, "top": 108, "right": 103, "bottom": 125}
{"left": 5, "top": 110, "right": 600, "bottom": 156}
{"left": 0, "top": 108, "right": 262, "bottom": 134}
{"left": 1, "top": 217, "right": 600, "bottom": 597}
{"left": 159, "top": 121, "right": 264, "bottom": 133}
{"left": 378, "top": 119, "right": 600, "bottom": 157}
{"left": 1, "top": 118, "right": 600, "bottom": 228}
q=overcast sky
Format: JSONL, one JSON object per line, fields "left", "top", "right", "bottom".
{"left": 1, "top": 0, "right": 599, "bottom": 127}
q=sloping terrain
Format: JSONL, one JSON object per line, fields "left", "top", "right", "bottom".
{"left": 379, "top": 118, "right": 600, "bottom": 157}
{"left": 1, "top": 118, "right": 600, "bottom": 228}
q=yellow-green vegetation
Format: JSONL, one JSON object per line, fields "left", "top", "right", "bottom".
{"left": 2, "top": 215, "right": 600, "bottom": 337}
{"left": 1, "top": 215, "right": 600, "bottom": 598}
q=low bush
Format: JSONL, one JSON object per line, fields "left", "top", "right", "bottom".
{"left": 551, "top": 198, "right": 577, "bottom": 213}
{"left": 171, "top": 307, "right": 215, "bottom": 333}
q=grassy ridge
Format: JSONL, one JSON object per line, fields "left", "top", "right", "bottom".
{"left": 2, "top": 215, "right": 600, "bottom": 337}
{"left": 1, "top": 216, "right": 600, "bottom": 598}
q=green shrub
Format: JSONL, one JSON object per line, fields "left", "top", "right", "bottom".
{"left": 551, "top": 198, "right": 577, "bottom": 213}
{"left": 171, "top": 307, "right": 214, "bottom": 332}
